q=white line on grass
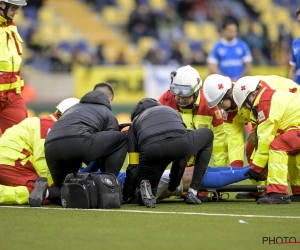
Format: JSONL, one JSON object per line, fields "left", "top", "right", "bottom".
{"left": 1, "top": 205, "right": 300, "bottom": 219}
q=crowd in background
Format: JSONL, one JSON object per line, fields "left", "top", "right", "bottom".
{"left": 18, "top": 0, "right": 298, "bottom": 72}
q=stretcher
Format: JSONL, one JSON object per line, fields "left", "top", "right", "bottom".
{"left": 199, "top": 184, "right": 267, "bottom": 201}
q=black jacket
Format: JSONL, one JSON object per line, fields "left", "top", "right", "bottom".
{"left": 45, "top": 91, "right": 119, "bottom": 144}
{"left": 128, "top": 98, "right": 187, "bottom": 152}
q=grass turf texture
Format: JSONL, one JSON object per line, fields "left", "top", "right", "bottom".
{"left": 1, "top": 190, "right": 299, "bottom": 250}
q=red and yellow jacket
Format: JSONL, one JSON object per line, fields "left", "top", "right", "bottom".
{"left": 251, "top": 88, "right": 300, "bottom": 171}
{"left": 0, "top": 15, "right": 24, "bottom": 95}
{"left": 0, "top": 113, "right": 59, "bottom": 186}
{"left": 226, "top": 76, "right": 300, "bottom": 166}
{"left": 159, "top": 89, "right": 227, "bottom": 166}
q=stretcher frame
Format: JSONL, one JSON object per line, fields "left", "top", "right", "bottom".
{"left": 199, "top": 185, "right": 267, "bottom": 201}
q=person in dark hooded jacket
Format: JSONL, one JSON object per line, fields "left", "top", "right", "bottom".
{"left": 43, "top": 90, "right": 128, "bottom": 189}
{"left": 123, "top": 98, "right": 214, "bottom": 208}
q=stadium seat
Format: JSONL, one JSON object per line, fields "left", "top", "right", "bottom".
{"left": 101, "top": 6, "right": 130, "bottom": 26}
{"left": 137, "top": 36, "right": 157, "bottom": 57}
{"left": 149, "top": 0, "right": 167, "bottom": 11}
{"left": 117, "top": 0, "right": 135, "bottom": 11}
{"left": 184, "top": 22, "right": 201, "bottom": 40}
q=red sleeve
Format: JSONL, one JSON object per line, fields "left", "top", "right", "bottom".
{"left": 40, "top": 114, "right": 59, "bottom": 139}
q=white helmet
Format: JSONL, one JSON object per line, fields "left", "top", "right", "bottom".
{"left": 203, "top": 74, "right": 232, "bottom": 108}
{"left": 56, "top": 98, "right": 79, "bottom": 114}
{"left": 2, "top": 0, "right": 27, "bottom": 6}
{"left": 170, "top": 65, "right": 202, "bottom": 97}
{"left": 232, "top": 76, "right": 260, "bottom": 108}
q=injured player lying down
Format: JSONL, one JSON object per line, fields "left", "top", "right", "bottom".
{"left": 156, "top": 165, "right": 251, "bottom": 202}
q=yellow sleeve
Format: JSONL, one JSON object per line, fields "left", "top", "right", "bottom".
{"left": 30, "top": 119, "right": 54, "bottom": 186}
{"left": 224, "top": 121, "right": 245, "bottom": 165}
{"left": 212, "top": 123, "right": 228, "bottom": 166}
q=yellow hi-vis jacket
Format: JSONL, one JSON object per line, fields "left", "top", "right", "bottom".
{"left": 224, "top": 75, "right": 300, "bottom": 166}
{"left": 159, "top": 89, "right": 227, "bottom": 166}
{"left": 0, "top": 16, "right": 24, "bottom": 94}
{"left": 0, "top": 114, "right": 58, "bottom": 186}
{"left": 222, "top": 107, "right": 249, "bottom": 167}
{"left": 256, "top": 75, "right": 300, "bottom": 94}
{"left": 251, "top": 88, "right": 300, "bottom": 170}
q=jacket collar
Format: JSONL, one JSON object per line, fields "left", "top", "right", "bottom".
{"left": 0, "top": 15, "right": 7, "bottom": 24}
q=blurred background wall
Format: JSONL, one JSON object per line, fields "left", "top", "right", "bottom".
{"left": 19, "top": 0, "right": 300, "bottom": 118}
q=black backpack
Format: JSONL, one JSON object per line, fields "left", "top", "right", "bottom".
{"left": 61, "top": 172, "right": 122, "bottom": 209}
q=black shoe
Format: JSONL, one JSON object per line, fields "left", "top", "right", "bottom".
{"left": 290, "top": 195, "right": 300, "bottom": 202}
{"left": 257, "top": 192, "right": 291, "bottom": 204}
{"left": 29, "top": 177, "right": 48, "bottom": 207}
{"left": 139, "top": 180, "right": 156, "bottom": 208}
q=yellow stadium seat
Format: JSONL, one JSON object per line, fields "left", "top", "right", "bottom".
{"left": 117, "top": 0, "right": 135, "bottom": 11}
{"left": 267, "top": 24, "right": 279, "bottom": 43}
{"left": 101, "top": 6, "right": 129, "bottom": 26}
{"left": 149, "top": 0, "right": 167, "bottom": 11}
{"left": 137, "top": 36, "right": 157, "bottom": 57}
{"left": 38, "top": 6, "right": 56, "bottom": 23}
{"left": 123, "top": 44, "right": 141, "bottom": 64}
{"left": 184, "top": 21, "right": 201, "bottom": 40}
{"left": 291, "top": 22, "right": 300, "bottom": 39}
{"left": 200, "top": 22, "right": 219, "bottom": 42}
{"left": 251, "top": 0, "right": 273, "bottom": 12}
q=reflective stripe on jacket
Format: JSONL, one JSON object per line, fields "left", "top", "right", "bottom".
{"left": 0, "top": 113, "right": 58, "bottom": 186}
{"left": 252, "top": 88, "right": 300, "bottom": 168}
{"left": 0, "top": 16, "right": 24, "bottom": 94}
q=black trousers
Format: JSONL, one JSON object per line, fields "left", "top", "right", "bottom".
{"left": 137, "top": 127, "right": 213, "bottom": 196}
{"left": 45, "top": 131, "right": 128, "bottom": 187}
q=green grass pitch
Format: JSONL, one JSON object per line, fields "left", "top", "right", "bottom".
{"left": 1, "top": 185, "right": 299, "bottom": 250}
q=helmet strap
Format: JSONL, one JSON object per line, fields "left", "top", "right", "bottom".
{"left": 0, "top": 3, "right": 12, "bottom": 20}
{"left": 224, "top": 96, "right": 236, "bottom": 112}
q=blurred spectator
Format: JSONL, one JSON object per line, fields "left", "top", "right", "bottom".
{"left": 277, "top": 24, "right": 293, "bottom": 66}
{"left": 168, "top": 41, "right": 184, "bottom": 65}
{"left": 242, "top": 22, "right": 267, "bottom": 66}
{"left": 23, "top": 0, "right": 44, "bottom": 21}
{"left": 115, "top": 52, "right": 127, "bottom": 65}
{"left": 289, "top": 8, "right": 300, "bottom": 85}
{"left": 177, "top": 0, "right": 193, "bottom": 20}
{"left": 91, "top": 44, "right": 106, "bottom": 65}
{"left": 84, "top": 0, "right": 116, "bottom": 12}
{"left": 207, "top": 18, "right": 252, "bottom": 81}
{"left": 261, "top": 24, "right": 272, "bottom": 64}
{"left": 127, "top": 3, "right": 158, "bottom": 43}
{"left": 157, "top": 6, "right": 183, "bottom": 41}
{"left": 144, "top": 46, "right": 164, "bottom": 65}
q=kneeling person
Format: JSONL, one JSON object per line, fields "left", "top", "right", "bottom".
{"left": 123, "top": 98, "right": 214, "bottom": 207}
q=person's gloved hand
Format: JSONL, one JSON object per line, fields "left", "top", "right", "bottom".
{"left": 244, "top": 165, "right": 268, "bottom": 181}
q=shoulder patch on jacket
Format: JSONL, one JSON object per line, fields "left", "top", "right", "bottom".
{"left": 214, "top": 110, "right": 222, "bottom": 119}
{"left": 257, "top": 110, "right": 266, "bottom": 122}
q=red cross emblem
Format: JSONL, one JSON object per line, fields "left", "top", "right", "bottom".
{"left": 218, "top": 83, "right": 224, "bottom": 89}
{"left": 241, "top": 85, "right": 246, "bottom": 91}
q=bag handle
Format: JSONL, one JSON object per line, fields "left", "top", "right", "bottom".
{"left": 64, "top": 172, "right": 91, "bottom": 183}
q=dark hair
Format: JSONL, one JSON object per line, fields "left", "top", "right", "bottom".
{"left": 222, "top": 18, "right": 239, "bottom": 30}
{"left": 296, "top": 8, "right": 300, "bottom": 17}
{"left": 93, "top": 82, "right": 114, "bottom": 100}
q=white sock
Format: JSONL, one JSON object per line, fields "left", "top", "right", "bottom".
{"left": 188, "top": 188, "right": 197, "bottom": 196}
{"left": 45, "top": 189, "right": 49, "bottom": 198}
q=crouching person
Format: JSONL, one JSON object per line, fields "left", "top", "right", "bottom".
{"left": 123, "top": 98, "right": 214, "bottom": 208}
{"left": 0, "top": 98, "right": 79, "bottom": 205}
